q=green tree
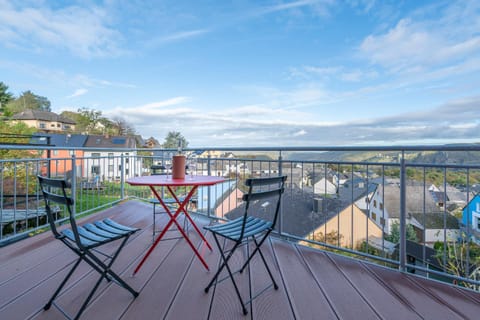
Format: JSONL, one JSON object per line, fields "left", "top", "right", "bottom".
{"left": 434, "top": 235, "right": 480, "bottom": 289}
{"left": 77, "top": 107, "right": 103, "bottom": 134}
{"left": 0, "top": 121, "right": 37, "bottom": 159}
{"left": 162, "top": 131, "right": 188, "bottom": 149}
{"left": 386, "top": 221, "right": 418, "bottom": 243}
{"left": 6, "top": 90, "right": 51, "bottom": 114}
{"left": 107, "top": 116, "right": 137, "bottom": 136}
{"left": 0, "top": 82, "right": 14, "bottom": 112}
{"left": 60, "top": 110, "right": 85, "bottom": 132}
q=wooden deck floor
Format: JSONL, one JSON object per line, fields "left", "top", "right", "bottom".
{"left": 1, "top": 200, "right": 479, "bottom": 320}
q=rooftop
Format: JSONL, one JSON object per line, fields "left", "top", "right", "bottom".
{"left": 1, "top": 200, "right": 479, "bottom": 319}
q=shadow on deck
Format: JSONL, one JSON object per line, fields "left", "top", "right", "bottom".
{"left": 1, "top": 200, "right": 479, "bottom": 319}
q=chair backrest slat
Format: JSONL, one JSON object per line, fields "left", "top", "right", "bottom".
{"left": 242, "top": 188, "right": 283, "bottom": 202}
{"left": 38, "top": 175, "right": 78, "bottom": 242}
{"left": 240, "top": 175, "right": 287, "bottom": 239}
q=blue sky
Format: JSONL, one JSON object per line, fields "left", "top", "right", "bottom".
{"left": 1, "top": 0, "right": 479, "bottom": 147}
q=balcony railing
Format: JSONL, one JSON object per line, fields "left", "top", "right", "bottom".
{"left": 1, "top": 144, "right": 480, "bottom": 292}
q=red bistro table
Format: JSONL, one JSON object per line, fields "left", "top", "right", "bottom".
{"left": 127, "top": 175, "right": 225, "bottom": 275}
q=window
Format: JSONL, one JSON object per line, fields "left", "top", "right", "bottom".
{"left": 108, "top": 164, "right": 114, "bottom": 173}
{"left": 53, "top": 150, "right": 59, "bottom": 156}
{"left": 125, "top": 153, "right": 129, "bottom": 163}
{"left": 108, "top": 153, "right": 114, "bottom": 159}
{"left": 91, "top": 165, "right": 100, "bottom": 175}
{"left": 92, "top": 153, "right": 101, "bottom": 158}
{"left": 50, "top": 123, "right": 55, "bottom": 127}
{"left": 39, "top": 122, "right": 46, "bottom": 129}
{"left": 373, "top": 200, "right": 377, "bottom": 208}
{"left": 371, "top": 212, "right": 377, "bottom": 220}
{"left": 379, "top": 203, "right": 383, "bottom": 210}
{"left": 380, "top": 217, "right": 385, "bottom": 226}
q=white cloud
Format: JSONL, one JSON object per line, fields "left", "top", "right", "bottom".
{"left": 139, "top": 97, "right": 191, "bottom": 109}
{"left": 293, "top": 129, "right": 307, "bottom": 137}
{"left": 360, "top": 2, "right": 480, "bottom": 74}
{"left": 159, "top": 29, "right": 209, "bottom": 42}
{"left": 67, "top": 88, "right": 87, "bottom": 98}
{"left": 0, "top": 1, "right": 123, "bottom": 58}
{"left": 258, "top": 0, "right": 335, "bottom": 17}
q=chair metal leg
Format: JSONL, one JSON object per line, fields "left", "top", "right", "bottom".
{"left": 44, "top": 257, "right": 82, "bottom": 310}
{"left": 86, "top": 236, "right": 139, "bottom": 297}
{"left": 251, "top": 237, "right": 278, "bottom": 290}
{"left": 239, "top": 232, "right": 270, "bottom": 273}
{"left": 205, "top": 234, "right": 248, "bottom": 315}
{"left": 205, "top": 234, "right": 234, "bottom": 292}
{"left": 153, "top": 202, "right": 157, "bottom": 241}
{"left": 74, "top": 272, "right": 106, "bottom": 320}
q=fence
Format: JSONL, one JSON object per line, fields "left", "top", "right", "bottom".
{"left": 1, "top": 144, "right": 480, "bottom": 291}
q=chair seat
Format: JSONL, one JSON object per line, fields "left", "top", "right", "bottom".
{"left": 205, "top": 216, "right": 272, "bottom": 241}
{"left": 149, "top": 197, "right": 186, "bottom": 205}
{"left": 62, "top": 218, "right": 139, "bottom": 249}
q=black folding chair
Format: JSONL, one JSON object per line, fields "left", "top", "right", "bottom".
{"left": 204, "top": 175, "right": 287, "bottom": 315}
{"left": 37, "top": 175, "right": 140, "bottom": 320}
{"left": 149, "top": 197, "right": 188, "bottom": 240}
{"left": 149, "top": 169, "right": 188, "bottom": 240}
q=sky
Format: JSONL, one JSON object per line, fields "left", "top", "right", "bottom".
{"left": 1, "top": 0, "right": 480, "bottom": 147}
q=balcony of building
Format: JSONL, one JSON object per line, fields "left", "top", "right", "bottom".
{"left": 2, "top": 200, "right": 480, "bottom": 320}
{"left": 1, "top": 145, "right": 480, "bottom": 319}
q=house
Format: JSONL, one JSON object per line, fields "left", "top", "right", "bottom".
{"left": 370, "top": 182, "right": 460, "bottom": 244}
{"left": 225, "top": 183, "right": 383, "bottom": 251}
{"left": 143, "top": 136, "right": 160, "bottom": 148}
{"left": 428, "top": 183, "right": 471, "bottom": 210}
{"left": 306, "top": 203, "right": 384, "bottom": 250}
{"left": 195, "top": 180, "right": 243, "bottom": 217}
{"left": 82, "top": 135, "right": 139, "bottom": 182}
{"left": 224, "top": 163, "right": 251, "bottom": 177}
{"left": 462, "top": 194, "right": 480, "bottom": 244}
{"left": 11, "top": 110, "right": 76, "bottom": 133}
{"left": 30, "top": 133, "right": 87, "bottom": 178}
{"left": 313, "top": 177, "right": 337, "bottom": 196}
{"left": 198, "top": 150, "right": 222, "bottom": 158}
{"left": 392, "top": 240, "right": 444, "bottom": 278}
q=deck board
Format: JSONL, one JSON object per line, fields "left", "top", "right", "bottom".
{"left": 298, "top": 245, "right": 381, "bottom": 319}
{"left": 272, "top": 239, "right": 334, "bottom": 320}
{"left": 249, "top": 239, "right": 294, "bottom": 320}
{"left": 363, "top": 263, "right": 464, "bottom": 319}
{"left": 328, "top": 253, "right": 422, "bottom": 320}
{"left": 1, "top": 200, "right": 479, "bottom": 320}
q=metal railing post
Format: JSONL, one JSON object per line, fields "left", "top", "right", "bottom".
{"left": 71, "top": 154, "right": 77, "bottom": 216}
{"left": 278, "top": 150, "right": 283, "bottom": 235}
{"left": 399, "top": 151, "right": 406, "bottom": 272}
{"left": 120, "top": 153, "right": 125, "bottom": 200}
{"left": 207, "top": 153, "right": 212, "bottom": 217}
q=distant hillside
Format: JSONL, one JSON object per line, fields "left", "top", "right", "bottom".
{"left": 284, "top": 147, "right": 480, "bottom": 165}
{"left": 411, "top": 150, "right": 480, "bottom": 165}
{"left": 284, "top": 151, "right": 404, "bottom": 163}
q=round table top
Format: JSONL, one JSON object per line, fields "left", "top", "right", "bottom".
{"left": 126, "top": 175, "right": 225, "bottom": 187}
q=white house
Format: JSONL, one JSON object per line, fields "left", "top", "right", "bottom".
{"left": 82, "top": 135, "right": 140, "bottom": 182}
